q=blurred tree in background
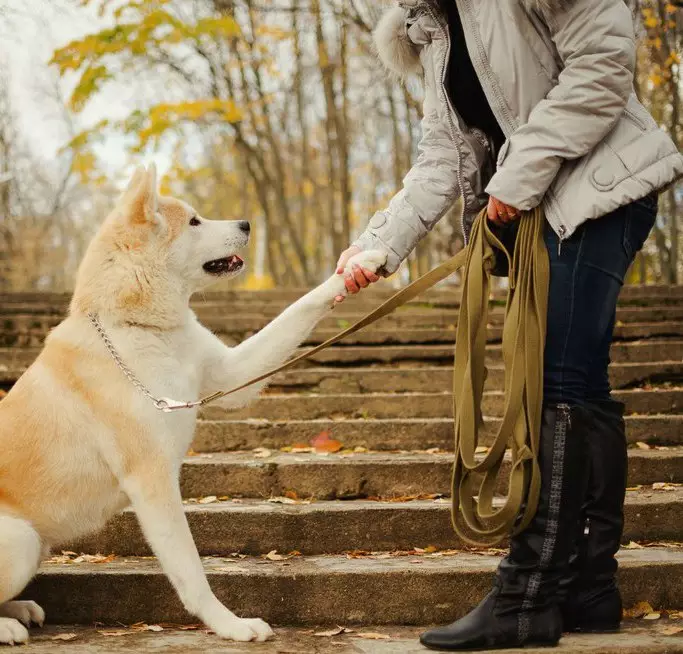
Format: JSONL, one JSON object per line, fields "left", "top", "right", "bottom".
{"left": 0, "top": 0, "right": 680, "bottom": 290}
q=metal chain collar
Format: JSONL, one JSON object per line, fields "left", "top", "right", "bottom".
{"left": 87, "top": 313, "right": 200, "bottom": 413}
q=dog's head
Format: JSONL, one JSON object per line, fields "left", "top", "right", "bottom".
{"left": 72, "top": 164, "right": 250, "bottom": 322}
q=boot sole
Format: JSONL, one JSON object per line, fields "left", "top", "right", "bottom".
{"left": 420, "top": 640, "right": 559, "bottom": 652}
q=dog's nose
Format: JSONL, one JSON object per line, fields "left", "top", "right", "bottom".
{"left": 238, "top": 221, "right": 251, "bottom": 233}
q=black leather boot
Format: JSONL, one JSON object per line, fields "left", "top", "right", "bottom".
{"left": 560, "top": 399, "right": 627, "bottom": 633}
{"left": 420, "top": 404, "right": 589, "bottom": 651}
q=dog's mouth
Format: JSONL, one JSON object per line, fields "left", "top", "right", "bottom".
{"left": 203, "top": 255, "right": 244, "bottom": 276}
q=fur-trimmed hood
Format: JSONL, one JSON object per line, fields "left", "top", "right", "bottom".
{"left": 374, "top": 1, "right": 573, "bottom": 78}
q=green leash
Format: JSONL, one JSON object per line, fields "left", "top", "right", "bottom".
{"left": 184, "top": 207, "right": 549, "bottom": 547}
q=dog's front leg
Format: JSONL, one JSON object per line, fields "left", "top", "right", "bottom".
{"left": 122, "top": 468, "right": 273, "bottom": 642}
{"left": 200, "top": 249, "right": 388, "bottom": 407}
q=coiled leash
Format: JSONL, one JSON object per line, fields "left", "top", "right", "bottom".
{"left": 92, "top": 207, "right": 549, "bottom": 547}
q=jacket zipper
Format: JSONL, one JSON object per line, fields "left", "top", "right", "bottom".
{"left": 424, "top": 3, "right": 470, "bottom": 245}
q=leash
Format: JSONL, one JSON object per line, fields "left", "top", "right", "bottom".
{"left": 91, "top": 207, "right": 549, "bottom": 546}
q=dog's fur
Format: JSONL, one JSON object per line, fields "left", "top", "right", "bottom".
{"left": 0, "top": 165, "right": 387, "bottom": 644}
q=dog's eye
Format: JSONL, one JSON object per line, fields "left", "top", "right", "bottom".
{"left": 189, "top": 216, "right": 201, "bottom": 227}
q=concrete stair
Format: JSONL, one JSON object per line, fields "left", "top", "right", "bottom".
{"left": 2, "top": 285, "right": 682, "bottom": 651}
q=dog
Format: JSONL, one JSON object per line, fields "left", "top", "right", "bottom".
{"left": 0, "top": 164, "right": 387, "bottom": 644}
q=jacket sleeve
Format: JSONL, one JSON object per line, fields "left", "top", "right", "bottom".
{"left": 485, "top": 0, "right": 637, "bottom": 210}
{"left": 353, "top": 107, "right": 461, "bottom": 275}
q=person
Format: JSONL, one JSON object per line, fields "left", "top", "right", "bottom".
{"left": 335, "top": 0, "right": 683, "bottom": 651}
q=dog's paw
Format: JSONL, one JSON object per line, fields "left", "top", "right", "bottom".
{"left": 0, "top": 601, "right": 45, "bottom": 627}
{"left": 211, "top": 616, "right": 275, "bottom": 642}
{"left": 0, "top": 617, "right": 30, "bottom": 645}
{"left": 343, "top": 249, "right": 388, "bottom": 277}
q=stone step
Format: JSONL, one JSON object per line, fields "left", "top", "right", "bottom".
{"left": 23, "top": 548, "right": 683, "bottom": 626}
{"left": 1, "top": 321, "right": 681, "bottom": 350}
{"left": 1, "top": 284, "right": 682, "bottom": 307}
{"left": 204, "top": 389, "right": 683, "bottom": 421}
{"left": 176, "top": 450, "right": 683, "bottom": 501}
{"left": 296, "top": 340, "right": 683, "bottom": 367}
{"left": 1, "top": 306, "right": 681, "bottom": 333}
{"left": 260, "top": 363, "right": 683, "bottom": 395}
{"left": 193, "top": 415, "right": 683, "bottom": 452}
{"left": 18, "top": 624, "right": 683, "bottom": 654}
{"left": 3, "top": 340, "right": 680, "bottom": 381}
{"left": 68, "top": 489, "right": 683, "bottom": 557}
{"left": 3, "top": 305, "right": 682, "bottom": 327}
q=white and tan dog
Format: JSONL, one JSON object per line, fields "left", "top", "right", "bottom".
{"left": 0, "top": 164, "right": 386, "bottom": 645}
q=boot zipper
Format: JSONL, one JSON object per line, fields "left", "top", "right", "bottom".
{"left": 557, "top": 403, "right": 572, "bottom": 431}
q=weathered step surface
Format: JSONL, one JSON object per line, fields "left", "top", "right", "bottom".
{"left": 206, "top": 388, "right": 683, "bottom": 421}
{"left": 18, "top": 624, "right": 683, "bottom": 654}
{"left": 176, "top": 450, "right": 683, "bottom": 501}
{"left": 5, "top": 305, "right": 681, "bottom": 328}
{"left": 24, "top": 548, "right": 683, "bottom": 626}
{"left": 193, "top": 415, "right": 683, "bottom": 452}
{"left": 68, "top": 489, "right": 683, "bottom": 557}
{"left": 2, "top": 321, "right": 683, "bottom": 351}
{"left": 2, "top": 283, "right": 681, "bottom": 309}
{"left": 259, "top": 363, "right": 683, "bottom": 395}
{"left": 4, "top": 339, "right": 682, "bottom": 380}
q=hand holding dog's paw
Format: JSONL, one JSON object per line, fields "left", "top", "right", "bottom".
{"left": 330, "top": 248, "right": 388, "bottom": 305}
{"left": 344, "top": 249, "right": 387, "bottom": 277}
{"left": 210, "top": 615, "right": 274, "bottom": 642}
{"left": 0, "top": 617, "right": 30, "bottom": 645}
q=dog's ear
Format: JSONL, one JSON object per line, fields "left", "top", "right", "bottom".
{"left": 120, "top": 164, "right": 158, "bottom": 226}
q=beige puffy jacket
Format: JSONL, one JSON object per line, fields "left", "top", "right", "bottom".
{"left": 353, "top": 0, "right": 683, "bottom": 274}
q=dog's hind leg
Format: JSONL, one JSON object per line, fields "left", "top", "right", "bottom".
{"left": 0, "top": 515, "right": 43, "bottom": 645}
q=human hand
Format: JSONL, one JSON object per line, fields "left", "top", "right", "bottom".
{"left": 334, "top": 246, "right": 381, "bottom": 305}
{"left": 487, "top": 196, "right": 521, "bottom": 226}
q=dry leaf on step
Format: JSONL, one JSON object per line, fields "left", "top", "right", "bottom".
{"left": 265, "top": 550, "right": 287, "bottom": 561}
{"left": 357, "top": 632, "right": 391, "bottom": 640}
{"left": 97, "top": 630, "right": 130, "bottom": 637}
{"left": 625, "top": 601, "right": 655, "bottom": 618}
{"left": 662, "top": 626, "right": 683, "bottom": 635}
{"left": 314, "top": 626, "right": 350, "bottom": 637}
{"left": 51, "top": 633, "right": 79, "bottom": 641}
{"left": 644, "top": 613, "right": 662, "bottom": 620}
{"left": 311, "top": 430, "right": 343, "bottom": 453}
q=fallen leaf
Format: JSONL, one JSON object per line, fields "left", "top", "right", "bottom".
{"left": 51, "top": 633, "right": 79, "bottom": 641}
{"left": 285, "top": 490, "right": 299, "bottom": 501}
{"left": 314, "top": 626, "right": 349, "bottom": 637}
{"left": 357, "top": 632, "right": 391, "bottom": 640}
{"left": 662, "top": 626, "right": 683, "bottom": 635}
{"left": 253, "top": 447, "right": 272, "bottom": 459}
{"left": 198, "top": 496, "right": 218, "bottom": 504}
{"left": 146, "top": 625, "right": 164, "bottom": 632}
{"left": 623, "top": 541, "right": 645, "bottom": 550}
{"left": 265, "top": 550, "right": 287, "bottom": 561}
{"left": 98, "top": 630, "right": 129, "bottom": 637}
{"left": 625, "top": 601, "right": 655, "bottom": 619}
{"left": 311, "top": 430, "right": 343, "bottom": 454}
{"left": 290, "top": 443, "right": 314, "bottom": 453}
{"left": 475, "top": 446, "right": 489, "bottom": 455}
{"left": 636, "top": 442, "right": 652, "bottom": 450}
{"left": 268, "top": 496, "right": 297, "bottom": 504}
{"left": 644, "top": 613, "right": 662, "bottom": 620}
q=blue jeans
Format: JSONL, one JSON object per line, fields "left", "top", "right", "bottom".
{"left": 542, "top": 196, "right": 658, "bottom": 405}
